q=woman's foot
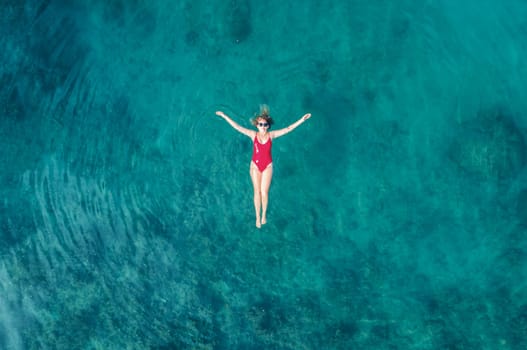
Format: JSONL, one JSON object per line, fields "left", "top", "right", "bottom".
{"left": 256, "top": 218, "right": 261, "bottom": 228}
{"left": 261, "top": 217, "right": 267, "bottom": 225}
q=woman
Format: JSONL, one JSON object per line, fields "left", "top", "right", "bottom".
{"left": 215, "top": 105, "right": 312, "bottom": 228}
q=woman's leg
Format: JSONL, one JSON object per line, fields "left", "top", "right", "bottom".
{"left": 250, "top": 163, "right": 262, "bottom": 228}
{"left": 260, "top": 165, "right": 273, "bottom": 225}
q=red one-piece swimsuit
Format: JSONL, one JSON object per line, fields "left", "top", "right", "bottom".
{"left": 252, "top": 135, "right": 272, "bottom": 172}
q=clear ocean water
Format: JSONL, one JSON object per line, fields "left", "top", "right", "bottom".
{"left": 1, "top": 1, "right": 527, "bottom": 349}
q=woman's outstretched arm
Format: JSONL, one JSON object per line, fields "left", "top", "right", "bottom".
{"left": 216, "top": 111, "right": 255, "bottom": 138}
{"left": 270, "top": 113, "right": 311, "bottom": 139}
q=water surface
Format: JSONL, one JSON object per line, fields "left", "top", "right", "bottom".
{"left": 1, "top": 1, "right": 527, "bottom": 349}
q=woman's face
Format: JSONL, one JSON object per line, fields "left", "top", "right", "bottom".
{"left": 256, "top": 118, "right": 269, "bottom": 130}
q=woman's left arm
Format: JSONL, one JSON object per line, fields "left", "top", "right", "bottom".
{"left": 270, "top": 113, "right": 312, "bottom": 139}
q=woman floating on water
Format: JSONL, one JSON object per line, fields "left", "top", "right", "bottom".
{"left": 216, "top": 105, "right": 312, "bottom": 228}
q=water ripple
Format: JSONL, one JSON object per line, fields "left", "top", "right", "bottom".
{"left": 0, "top": 263, "right": 22, "bottom": 350}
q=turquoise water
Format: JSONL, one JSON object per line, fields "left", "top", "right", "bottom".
{"left": 1, "top": 0, "right": 527, "bottom": 348}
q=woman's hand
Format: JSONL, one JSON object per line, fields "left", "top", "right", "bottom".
{"left": 302, "top": 113, "right": 312, "bottom": 121}
{"left": 216, "top": 111, "right": 226, "bottom": 118}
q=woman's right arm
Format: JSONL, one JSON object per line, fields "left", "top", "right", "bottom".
{"left": 215, "top": 111, "right": 254, "bottom": 138}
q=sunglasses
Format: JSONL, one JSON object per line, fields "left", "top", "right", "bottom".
{"left": 258, "top": 122, "right": 269, "bottom": 127}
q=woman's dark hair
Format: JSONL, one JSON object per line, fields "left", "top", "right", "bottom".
{"left": 251, "top": 104, "right": 274, "bottom": 127}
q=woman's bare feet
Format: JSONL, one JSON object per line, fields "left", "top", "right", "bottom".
{"left": 256, "top": 218, "right": 261, "bottom": 228}
{"left": 261, "top": 217, "right": 267, "bottom": 225}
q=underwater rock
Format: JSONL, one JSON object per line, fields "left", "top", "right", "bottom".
{"left": 509, "top": 305, "right": 527, "bottom": 349}
{"left": 184, "top": 29, "right": 199, "bottom": 46}
{"left": 333, "top": 320, "right": 360, "bottom": 338}
{"left": 249, "top": 293, "right": 288, "bottom": 334}
{"left": 370, "top": 322, "right": 395, "bottom": 340}
{"left": 448, "top": 108, "right": 526, "bottom": 181}
{"left": 182, "top": 0, "right": 251, "bottom": 46}
{"left": 225, "top": 0, "right": 252, "bottom": 43}
{"left": 31, "top": 14, "right": 89, "bottom": 94}
{"left": 2, "top": 84, "right": 26, "bottom": 121}
{"left": 516, "top": 189, "right": 527, "bottom": 226}
{"left": 130, "top": 7, "right": 157, "bottom": 39}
